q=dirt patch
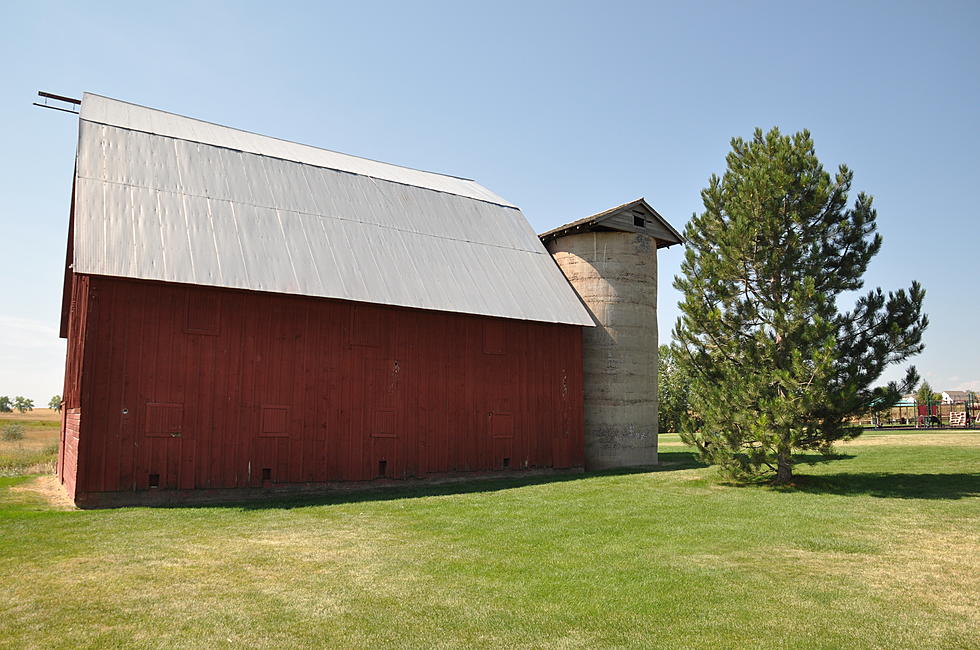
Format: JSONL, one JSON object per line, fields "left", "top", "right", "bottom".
{"left": 843, "top": 433, "right": 980, "bottom": 447}
{"left": 10, "top": 474, "right": 75, "bottom": 510}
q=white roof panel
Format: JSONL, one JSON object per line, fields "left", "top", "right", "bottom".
{"left": 72, "top": 95, "right": 593, "bottom": 326}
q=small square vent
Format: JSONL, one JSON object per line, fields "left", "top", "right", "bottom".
{"left": 260, "top": 405, "right": 289, "bottom": 437}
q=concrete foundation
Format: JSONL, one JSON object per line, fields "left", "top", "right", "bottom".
{"left": 546, "top": 231, "right": 659, "bottom": 470}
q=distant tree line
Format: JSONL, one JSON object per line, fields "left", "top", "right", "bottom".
{"left": 0, "top": 395, "right": 61, "bottom": 414}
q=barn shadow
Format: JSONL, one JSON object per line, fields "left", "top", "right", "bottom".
{"left": 177, "top": 450, "right": 707, "bottom": 511}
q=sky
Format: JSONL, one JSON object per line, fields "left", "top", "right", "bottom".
{"left": 1, "top": 0, "right": 978, "bottom": 403}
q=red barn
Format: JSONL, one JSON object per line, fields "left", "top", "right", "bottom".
{"left": 58, "top": 94, "right": 593, "bottom": 506}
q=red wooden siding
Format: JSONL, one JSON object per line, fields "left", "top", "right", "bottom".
{"left": 60, "top": 274, "right": 584, "bottom": 500}
{"left": 57, "top": 271, "right": 90, "bottom": 498}
{"left": 60, "top": 410, "right": 81, "bottom": 499}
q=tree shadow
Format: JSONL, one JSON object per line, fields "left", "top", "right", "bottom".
{"left": 789, "top": 471, "right": 980, "bottom": 500}
{"left": 795, "top": 452, "right": 856, "bottom": 466}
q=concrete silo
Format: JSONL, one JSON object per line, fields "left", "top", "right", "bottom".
{"left": 540, "top": 199, "right": 683, "bottom": 470}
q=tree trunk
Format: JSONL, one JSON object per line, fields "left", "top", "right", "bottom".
{"left": 774, "top": 449, "right": 793, "bottom": 485}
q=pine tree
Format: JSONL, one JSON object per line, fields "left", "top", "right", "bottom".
{"left": 673, "top": 128, "right": 927, "bottom": 484}
{"left": 914, "top": 381, "right": 939, "bottom": 405}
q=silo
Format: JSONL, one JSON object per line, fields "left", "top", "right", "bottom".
{"left": 540, "top": 199, "right": 682, "bottom": 471}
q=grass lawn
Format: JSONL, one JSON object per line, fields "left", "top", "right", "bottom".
{"left": 1, "top": 432, "right": 977, "bottom": 648}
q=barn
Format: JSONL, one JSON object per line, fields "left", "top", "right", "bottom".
{"left": 56, "top": 93, "right": 680, "bottom": 506}
{"left": 58, "top": 94, "right": 680, "bottom": 506}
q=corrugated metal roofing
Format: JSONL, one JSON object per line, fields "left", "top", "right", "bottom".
{"left": 73, "top": 93, "right": 593, "bottom": 326}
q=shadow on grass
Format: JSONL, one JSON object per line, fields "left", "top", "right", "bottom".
{"left": 790, "top": 471, "right": 980, "bottom": 500}
{"left": 795, "top": 453, "right": 856, "bottom": 466}
{"left": 697, "top": 452, "right": 977, "bottom": 501}
{"left": 173, "top": 451, "right": 709, "bottom": 511}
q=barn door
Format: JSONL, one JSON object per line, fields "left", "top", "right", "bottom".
{"left": 490, "top": 411, "right": 514, "bottom": 470}
{"left": 250, "top": 405, "right": 291, "bottom": 487}
{"left": 372, "top": 409, "right": 398, "bottom": 478}
{"left": 141, "top": 402, "right": 188, "bottom": 489}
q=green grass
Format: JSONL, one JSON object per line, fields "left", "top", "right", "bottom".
{"left": 1, "top": 433, "right": 977, "bottom": 648}
{"left": 0, "top": 418, "right": 60, "bottom": 430}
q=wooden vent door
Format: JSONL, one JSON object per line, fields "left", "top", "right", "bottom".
{"left": 142, "top": 402, "right": 187, "bottom": 489}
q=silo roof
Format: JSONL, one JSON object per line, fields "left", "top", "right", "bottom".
{"left": 72, "top": 93, "right": 594, "bottom": 326}
{"left": 539, "top": 198, "right": 684, "bottom": 249}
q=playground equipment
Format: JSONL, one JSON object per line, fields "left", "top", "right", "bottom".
{"left": 878, "top": 393, "right": 978, "bottom": 429}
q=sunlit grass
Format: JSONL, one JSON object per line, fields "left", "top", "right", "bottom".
{"left": 1, "top": 432, "right": 976, "bottom": 648}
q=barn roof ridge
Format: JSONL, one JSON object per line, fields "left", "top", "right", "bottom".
{"left": 80, "top": 92, "right": 516, "bottom": 208}
{"left": 80, "top": 117, "right": 522, "bottom": 212}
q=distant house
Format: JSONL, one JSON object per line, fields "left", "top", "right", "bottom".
{"left": 941, "top": 391, "right": 972, "bottom": 404}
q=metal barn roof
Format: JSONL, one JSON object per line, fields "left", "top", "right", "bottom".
{"left": 72, "top": 93, "right": 594, "bottom": 326}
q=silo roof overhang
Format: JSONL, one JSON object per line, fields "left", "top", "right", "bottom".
{"left": 539, "top": 198, "right": 684, "bottom": 249}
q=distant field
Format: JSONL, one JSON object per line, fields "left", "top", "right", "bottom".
{"left": 0, "top": 430, "right": 976, "bottom": 648}
{"left": 0, "top": 409, "right": 60, "bottom": 477}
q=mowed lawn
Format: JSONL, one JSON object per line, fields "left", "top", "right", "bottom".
{"left": 1, "top": 432, "right": 977, "bottom": 648}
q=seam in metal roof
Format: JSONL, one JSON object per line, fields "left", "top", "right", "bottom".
{"left": 71, "top": 94, "right": 594, "bottom": 327}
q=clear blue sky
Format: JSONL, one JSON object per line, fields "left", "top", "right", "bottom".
{"left": 1, "top": 0, "right": 978, "bottom": 403}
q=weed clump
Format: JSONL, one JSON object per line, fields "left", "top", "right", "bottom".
{"left": 1, "top": 423, "right": 25, "bottom": 441}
